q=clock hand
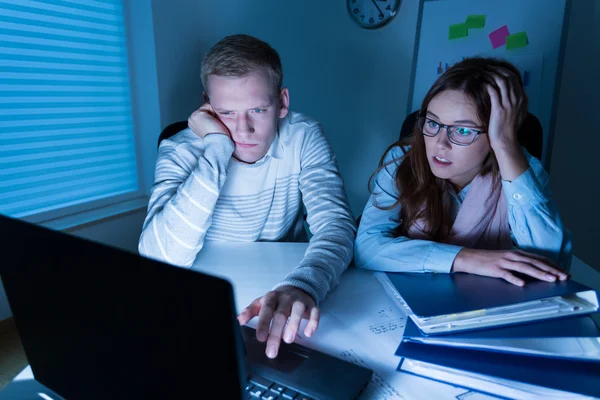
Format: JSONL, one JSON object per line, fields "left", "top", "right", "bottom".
{"left": 371, "top": 0, "right": 384, "bottom": 17}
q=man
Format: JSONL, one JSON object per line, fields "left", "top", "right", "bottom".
{"left": 139, "top": 34, "right": 356, "bottom": 358}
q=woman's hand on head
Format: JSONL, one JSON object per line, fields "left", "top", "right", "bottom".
{"left": 486, "top": 69, "right": 530, "bottom": 181}
{"left": 452, "top": 248, "right": 569, "bottom": 286}
{"left": 486, "top": 68, "right": 524, "bottom": 151}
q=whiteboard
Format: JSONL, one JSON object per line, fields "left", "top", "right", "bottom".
{"left": 408, "top": 0, "right": 571, "bottom": 168}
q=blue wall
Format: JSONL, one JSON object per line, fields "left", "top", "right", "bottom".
{"left": 150, "top": 0, "right": 421, "bottom": 217}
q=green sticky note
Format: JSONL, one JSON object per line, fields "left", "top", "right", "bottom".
{"left": 506, "top": 31, "right": 529, "bottom": 50}
{"left": 465, "top": 15, "right": 486, "bottom": 29}
{"left": 449, "top": 23, "right": 468, "bottom": 40}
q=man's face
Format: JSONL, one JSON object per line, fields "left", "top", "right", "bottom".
{"left": 206, "top": 67, "right": 289, "bottom": 163}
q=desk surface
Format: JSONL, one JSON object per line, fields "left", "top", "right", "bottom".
{"left": 4, "top": 242, "right": 597, "bottom": 400}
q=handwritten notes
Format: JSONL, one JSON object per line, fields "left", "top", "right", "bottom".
{"left": 369, "top": 307, "right": 407, "bottom": 335}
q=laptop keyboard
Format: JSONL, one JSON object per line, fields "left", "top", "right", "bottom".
{"left": 245, "top": 374, "right": 314, "bottom": 400}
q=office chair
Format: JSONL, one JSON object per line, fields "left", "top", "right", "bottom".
{"left": 399, "top": 110, "right": 543, "bottom": 160}
{"left": 157, "top": 120, "right": 188, "bottom": 149}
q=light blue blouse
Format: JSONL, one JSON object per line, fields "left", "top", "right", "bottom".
{"left": 354, "top": 146, "right": 572, "bottom": 273}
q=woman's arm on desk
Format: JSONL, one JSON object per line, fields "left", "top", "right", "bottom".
{"left": 353, "top": 146, "right": 568, "bottom": 286}
{"left": 499, "top": 151, "right": 573, "bottom": 270}
{"left": 354, "top": 146, "right": 462, "bottom": 274}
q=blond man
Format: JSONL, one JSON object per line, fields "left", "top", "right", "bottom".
{"left": 139, "top": 34, "right": 356, "bottom": 359}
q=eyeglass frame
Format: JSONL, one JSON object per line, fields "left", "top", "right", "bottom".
{"left": 416, "top": 116, "right": 487, "bottom": 146}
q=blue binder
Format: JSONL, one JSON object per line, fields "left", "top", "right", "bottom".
{"left": 384, "top": 272, "right": 599, "bottom": 335}
{"left": 403, "top": 314, "right": 600, "bottom": 340}
{"left": 401, "top": 314, "right": 600, "bottom": 362}
{"left": 395, "top": 340, "right": 600, "bottom": 397}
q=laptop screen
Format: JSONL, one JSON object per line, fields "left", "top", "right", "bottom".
{"left": 0, "top": 215, "right": 246, "bottom": 399}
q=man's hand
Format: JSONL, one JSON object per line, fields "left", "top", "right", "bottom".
{"left": 452, "top": 248, "right": 569, "bottom": 286}
{"left": 187, "top": 103, "right": 231, "bottom": 139}
{"left": 237, "top": 286, "right": 320, "bottom": 359}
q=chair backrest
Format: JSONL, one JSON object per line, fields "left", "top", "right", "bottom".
{"left": 157, "top": 120, "right": 188, "bottom": 149}
{"left": 399, "top": 110, "right": 543, "bottom": 160}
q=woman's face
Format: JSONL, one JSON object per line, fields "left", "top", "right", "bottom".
{"left": 423, "top": 90, "right": 491, "bottom": 191}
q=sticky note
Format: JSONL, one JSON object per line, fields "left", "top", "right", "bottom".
{"left": 489, "top": 25, "right": 510, "bottom": 49}
{"left": 506, "top": 31, "right": 529, "bottom": 50}
{"left": 449, "top": 23, "right": 468, "bottom": 40}
{"left": 466, "top": 15, "right": 486, "bottom": 29}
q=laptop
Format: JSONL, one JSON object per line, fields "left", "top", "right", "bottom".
{"left": 0, "top": 215, "right": 373, "bottom": 400}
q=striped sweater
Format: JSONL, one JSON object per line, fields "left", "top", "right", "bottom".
{"left": 138, "top": 111, "right": 357, "bottom": 303}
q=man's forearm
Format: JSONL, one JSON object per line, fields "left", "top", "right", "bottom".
{"left": 274, "top": 217, "right": 356, "bottom": 303}
{"left": 139, "top": 135, "right": 234, "bottom": 266}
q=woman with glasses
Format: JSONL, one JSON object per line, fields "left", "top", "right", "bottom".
{"left": 354, "top": 57, "right": 571, "bottom": 285}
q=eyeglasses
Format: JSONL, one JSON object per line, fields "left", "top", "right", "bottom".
{"left": 417, "top": 117, "right": 486, "bottom": 146}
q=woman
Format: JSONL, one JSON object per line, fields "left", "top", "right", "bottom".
{"left": 354, "top": 57, "right": 571, "bottom": 286}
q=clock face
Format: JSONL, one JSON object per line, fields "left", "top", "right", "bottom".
{"left": 347, "top": 0, "right": 401, "bottom": 29}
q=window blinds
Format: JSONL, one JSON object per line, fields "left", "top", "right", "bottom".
{"left": 0, "top": 0, "right": 139, "bottom": 218}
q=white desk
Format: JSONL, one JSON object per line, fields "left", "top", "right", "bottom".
{"left": 192, "top": 242, "right": 597, "bottom": 400}
{"left": 4, "top": 242, "right": 597, "bottom": 400}
{"left": 193, "top": 242, "right": 482, "bottom": 400}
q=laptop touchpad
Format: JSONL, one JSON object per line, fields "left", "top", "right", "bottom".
{"left": 242, "top": 328, "right": 308, "bottom": 374}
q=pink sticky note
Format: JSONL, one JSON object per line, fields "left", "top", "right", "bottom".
{"left": 489, "top": 25, "right": 510, "bottom": 49}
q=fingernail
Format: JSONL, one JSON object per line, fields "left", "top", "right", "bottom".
{"left": 284, "top": 332, "right": 294, "bottom": 343}
{"left": 267, "top": 346, "right": 277, "bottom": 359}
{"left": 546, "top": 274, "right": 556, "bottom": 281}
{"left": 257, "top": 330, "right": 267, "bottom": 341}
{"left": 307, "top": 328, "right": 315, "bottom": 337}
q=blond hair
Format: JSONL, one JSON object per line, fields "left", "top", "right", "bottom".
{"left": 201, "top": 34, "right": 283, "bottom": 96}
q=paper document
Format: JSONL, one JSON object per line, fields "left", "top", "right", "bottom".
{"left": 418, "top": 296, "right": 592, "bottom": 330}
{"left": 399, "top": 358, "right": 595, "bottom": 400}
{"left": 290, "top": 268, "right": 506, "bottom": 399}
{"left": 456, "top": 391, "right": 501, "bottom": 400}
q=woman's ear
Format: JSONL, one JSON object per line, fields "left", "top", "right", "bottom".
{"left": 278, "top": 88, "right": 290, "bottom": 119}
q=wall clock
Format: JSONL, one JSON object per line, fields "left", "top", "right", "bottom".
{"left": 347, "top": 0, "right": 401, "bottom": 29}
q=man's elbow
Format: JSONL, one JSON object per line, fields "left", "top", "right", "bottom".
{"left": 137, "top": 230, "right": 150, "bottom": 257}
